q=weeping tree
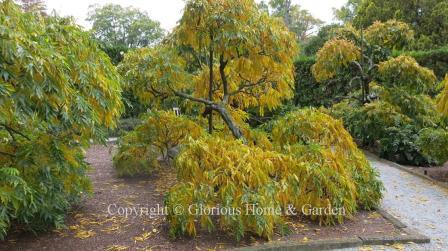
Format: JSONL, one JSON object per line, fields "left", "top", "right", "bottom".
{"left": 312, "top": 20, "right": 416, "bottom": 103}
{"left": 119, "top": 0, "right": 298, "bottom": 142}
{"left": 0, "top": 0, "right": 122, "bottom": 238}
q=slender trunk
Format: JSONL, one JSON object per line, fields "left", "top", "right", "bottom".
{"left": 208, "top": 41, "right": 214, "bottom": 134}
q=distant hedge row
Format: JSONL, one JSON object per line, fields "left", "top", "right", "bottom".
{"left": 294, "top": 46, "right": 448, "bottom": 107}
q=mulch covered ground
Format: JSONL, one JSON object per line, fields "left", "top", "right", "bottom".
{"left": 1, "top": 144, "right": 408, "bottom": 251}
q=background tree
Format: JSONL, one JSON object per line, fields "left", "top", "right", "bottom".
{"left": 268, "top": 0, "right": 323, "bottom": 42}
{"left": 0, "top": 0, "right": 122, "bottom": 238}
{"left": 333, "top": 0, "right": 362, "bottom": 23}
{"left": 87, "top": 4, "right": 165, "bottom": 61}
{"left": 119, "top": 0, "right": 298, "bottom": 141}
{"left": 87, "top": 4, "right": 165, "bottom": 118}
{"left": 18, "top": 0, "right": 46, "bottom": 14}
{"left": 353, "top": 0, "right": 448, "bottom": 49}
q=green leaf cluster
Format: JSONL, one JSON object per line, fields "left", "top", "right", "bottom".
{"left": 0, "top": 0, "right": 122, "bottom": 238}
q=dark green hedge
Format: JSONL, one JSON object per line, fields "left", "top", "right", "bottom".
{"left": 293, "top": 57, "right": 353, "bottom": 108}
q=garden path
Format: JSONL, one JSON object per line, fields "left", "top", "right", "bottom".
{"left": 342, "top": 155, "right": 448, "bottom": 251}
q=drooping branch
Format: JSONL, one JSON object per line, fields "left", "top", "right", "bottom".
{"left": 1, "top": 123, "right": 30, "bottom": 141}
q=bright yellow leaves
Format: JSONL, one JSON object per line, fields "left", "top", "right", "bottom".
{"left": 378, "top": 56, "right": 436, "bottom": 94}
{"left": 311, "top": 39, "right": 361, "bottom": 82}
{"left": 365, "top": 20, "right": 414, "bottom": 50}
{"left": 436, "top": 75, "right": 448, "bottom": 116}
{"left": 271, "top": 108, "right": 383, "bottom": 211}
{"left": 118, "top": 48, "right": 189, "bottom": 107}
{"left": 120, "top": 0, "right": 298, "bottom": 137}
{"left": 165, "top": 109, "right": 383, "bottom": 241}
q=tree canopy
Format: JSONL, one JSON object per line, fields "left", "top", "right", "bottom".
{"left": 119, "top": 0, "right": 298, "bottom": 141}
{"left": 87, "top": 4, "right": 164, "bottom": 49}
{"left": 258, "top": 0, "right": 323, "bottom": 42}
{"left": 353, "top": 0, "right": 448, "bottom": 49}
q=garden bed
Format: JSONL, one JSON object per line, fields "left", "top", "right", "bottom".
{"left": 0, "top": 145, "right": 419, "bottom": 251}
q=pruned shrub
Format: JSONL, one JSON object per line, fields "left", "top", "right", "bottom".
{"left": 113, "top": 111, "right": 204, "bottom": 177}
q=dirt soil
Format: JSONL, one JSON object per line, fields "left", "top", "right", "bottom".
{"left": 1, "top": 144, "right": 408, "bottom": 251}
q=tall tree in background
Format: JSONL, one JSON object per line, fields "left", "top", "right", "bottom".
{"left": 268, "top": 0, "right": 323, "bottom": 42}
{"left": 87, "top": 4, "right": 165, "bottom": 118}
{"left": 333, "top": 0, "right": 361, "bottom": 23}
{"left": 352, "top": 0, "right": 448, "bottom": 49}
{"left": 87, "top": 4, "right": 164, "bottom": 53}
{"left": 18, "top": 0, "right": 46, "bottom": 14}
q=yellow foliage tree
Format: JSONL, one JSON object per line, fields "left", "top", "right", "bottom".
{"left": 118, "top": 0, "right": 298, "bottom": 142}
{"left": 365, "top": 20, "right": 414, "bottom": 50}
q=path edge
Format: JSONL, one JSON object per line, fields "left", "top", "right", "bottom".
{"left": 364, "top": 151, "right": 448, "bottom": 190}
{"left": 232, "top": 209, "right": 429, "bottom": 251}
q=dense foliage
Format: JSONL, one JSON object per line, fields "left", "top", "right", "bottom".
{"left": 353, "top": 0, "right": 448, "bottom": 49}
{"left": 113, "top": 111, "right": 204, "bottom": 177}
{"left": 293, "top": 57, "right": 353, "bottom": 107}
{"left": 0, "top": 1, "right": 122, "bottom": 238}
{"left": 164, "top": 108, "right": 383, "bottom": 241}
{"left": 119, "top": 0, "right": 298, "bottom": 141}
{"left": 309, "top": 19, "right": 448, "bottom": 166}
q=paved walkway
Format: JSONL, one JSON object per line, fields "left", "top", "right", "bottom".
{"left": 342, "top": 155, "right": 448, "bottom": 251}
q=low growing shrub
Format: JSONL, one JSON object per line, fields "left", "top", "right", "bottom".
{"left": 165, "top": 109, "right": 383, "bottom": 241}
{"left": 271, "top": 108, "right": 384, "bottom": 210}
{"left": 113, "top": 111, "right": 204, "bottom": 177}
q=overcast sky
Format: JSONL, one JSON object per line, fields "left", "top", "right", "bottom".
{"left": 45, "top": 0, "right": 347, "bottom": 31}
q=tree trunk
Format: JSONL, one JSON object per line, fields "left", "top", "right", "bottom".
{"left": 211, "top": 104, "right": 246, "bottom": 144}
{"left": 208, "top": 45, "right": 214, "bottom": 134}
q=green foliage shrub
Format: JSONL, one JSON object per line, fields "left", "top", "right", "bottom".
{"left": 0, "top": 1, "right": 122, "bottom": 239}
{"left": 330, "top": 94, "right": 447, "bottom": 165}
{"left": 417, "top": 128, "right": 448, "bottom": 165}
{"left": 379, "top": 125, "right": 427, "bottom": 165}
{"left": 113, "top": 111, "right": 204, "bottom": 177}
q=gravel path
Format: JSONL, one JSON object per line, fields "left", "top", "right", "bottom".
{"left": 341, "top": 155, "right": 448, "bottom": 251}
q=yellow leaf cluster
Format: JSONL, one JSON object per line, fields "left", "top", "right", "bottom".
{"left": 165, "top": 109, "right": 383, "bottom": 240}
{"left": 378, "top": 56, "right": 436, "bottom": 94}
{"left": 436, "top": 75, "right": 448, "bottom": 116}
{"left": 312, "top": 39, "right": 361, "bottom": 82}
{"left": 365, "top": 20, "right": 414, "bottom": 50}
